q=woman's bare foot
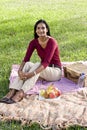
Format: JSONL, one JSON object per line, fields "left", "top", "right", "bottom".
{"left": 12, "top": 89, "right": 24, "bottom": 102}
{"left": 5, "top": 89, "right": 17, "bottom": 99}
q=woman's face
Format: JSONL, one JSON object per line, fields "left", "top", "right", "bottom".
{"left": 36, "top": 23, "right": 48, "bottom": 37}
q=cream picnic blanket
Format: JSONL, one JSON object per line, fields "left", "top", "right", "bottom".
{"left": 0, "top": 87, "right": 87, "bottom": 129}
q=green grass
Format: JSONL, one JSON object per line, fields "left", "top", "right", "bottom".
{"left": 0, "top": 0, "right": 87, "bottom": 129}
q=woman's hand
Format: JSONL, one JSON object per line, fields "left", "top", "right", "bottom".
{"left": 18, "top": 70, "right": 32, "bottom": 80}
{"left": 18, "top": 70, "right": 27, "bottom": 80}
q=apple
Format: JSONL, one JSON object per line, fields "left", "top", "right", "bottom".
{"left": 44, "top": 91, "right": 49, "bottom": 98}
{"left": 57, "top": 90, "right": 61, "bottom": 96}
{"left": 54, "top": 90, "right": 59, "bottom": 97}
{"left": 50, "top": 87, "right": 61, "bottom": 98}
{"left": 49, "top": 92, "right": 56, "bottom": 98}
{"left": 40, "top": 89, "right": 46, "bottom": 96}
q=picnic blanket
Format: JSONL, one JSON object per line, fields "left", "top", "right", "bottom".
{"left": 0, "top": 61, "right": 87, "bottom": 129}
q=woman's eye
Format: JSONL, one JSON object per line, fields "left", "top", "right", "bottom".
{"left": 42, "top": 27, "right": 45, "bottom": 29}
{"left": 37, "top": 27, "right": 40, "bottom": 29}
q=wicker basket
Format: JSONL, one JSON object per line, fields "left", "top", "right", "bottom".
{"left": 63, "top": 62, "right": 87, "bottom": 87}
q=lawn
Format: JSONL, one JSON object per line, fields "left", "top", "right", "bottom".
{"left": 0, "top": 0, "right": 87, "bottom": 129}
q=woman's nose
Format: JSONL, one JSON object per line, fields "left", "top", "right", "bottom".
{"left": 39, "top": 28, "right": 43, "bottom": 32}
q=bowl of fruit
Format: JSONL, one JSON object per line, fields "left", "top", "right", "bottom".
{"left": 39, "top": 84, "right": 61, "bottom": 100}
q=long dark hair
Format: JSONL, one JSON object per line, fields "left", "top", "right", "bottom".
{"left": 34, "top": 19, "right": 51, "bottom": 39}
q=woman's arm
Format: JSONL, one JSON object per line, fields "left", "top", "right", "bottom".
{"left": 18, "top": 61, "right": 26, "bottom": 79}
{"left": 18, "top": 61, "right": 25, "bottom": 72}
{"left": 18, "top": 40, "right": 36, "bottom": 80}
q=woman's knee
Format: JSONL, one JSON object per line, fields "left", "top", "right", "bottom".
{"left": 23, "top": 62, "right": 34, "bottom": 72}
{"left": 34, "top": 62, "right": 40, "bottom": 67}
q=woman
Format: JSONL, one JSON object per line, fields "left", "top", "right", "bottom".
{"left": 0, "top": 19, "right": 62, "bottom": 104}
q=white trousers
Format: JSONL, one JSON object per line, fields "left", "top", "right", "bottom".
{"left": 9, "top": 62, "right": 62, "bottom": 93}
